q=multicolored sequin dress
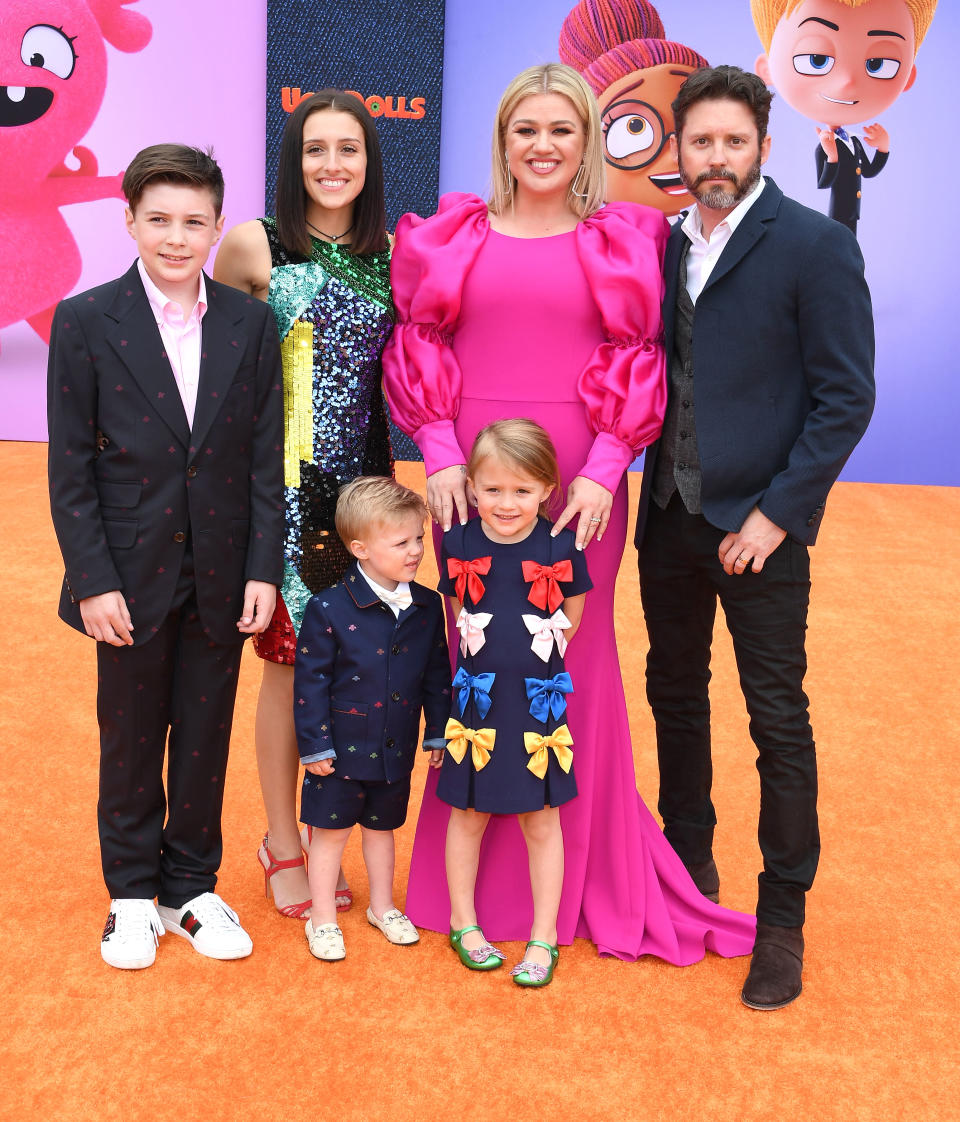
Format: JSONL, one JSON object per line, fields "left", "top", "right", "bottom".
{"left": 253, "top": 218, "right": 393, "bottom": 665}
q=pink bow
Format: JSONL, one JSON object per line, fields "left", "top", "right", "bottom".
{"left": 522, "top": 610, "right": 570, "bottom": 662}
{"left": 456, "top": 609, "right": 493, "bottom": 656}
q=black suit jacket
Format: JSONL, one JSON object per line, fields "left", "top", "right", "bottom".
{"left": 293, "top": 562, "right": 451, "bottom": 783}
{"left": 47, "top": 261, "right": 285, "bottom": 646}
{"left": 816, "top": 135, "right": 888, "bottom": 229}
{"left": 636, "top": 178, "right": 875, "bottom": 548}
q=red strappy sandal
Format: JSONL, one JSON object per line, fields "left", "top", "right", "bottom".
{"left": 257, "top": 835, "right": 311, "bottom": 919}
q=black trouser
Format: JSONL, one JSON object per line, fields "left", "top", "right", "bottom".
{"left": 638, "top": 495, "right": 820, "bottom": 927}
{"left": 96, "top": 548, "right": 243, "bottom": 907}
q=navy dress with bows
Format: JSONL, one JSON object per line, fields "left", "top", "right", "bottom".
{"left": 436, "top": 517, "right": 591, "bottom": 814}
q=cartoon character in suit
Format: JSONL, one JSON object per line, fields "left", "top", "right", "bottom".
{"left": 751, "top": 0, "right": 938, "bottom": 235}
{"left": 47, "top": 145, "right": 284, "bottom": 969}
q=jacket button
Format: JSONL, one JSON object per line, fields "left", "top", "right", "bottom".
{"left": 807, "top": 517, "right": 816, "bottom": 526}
{"left": 385, "top": 738, "right": 395, "bottom": 748}
{"left": 391, "top": 645, "right": 400, "bottom": 655}
{"left": 173, "top": 531, "right": 186, "bottom": 543}
{"left": 391, "top": 691, "right": 401, "bottom": 702}
{"left": 855, "top": 167, "right": 862, "bottom": 176}
{"left": 186, "top": 465, "right": 198, "bottom": 478}
{"left": 856, "top": 190, "right": 862, "bottom": 198}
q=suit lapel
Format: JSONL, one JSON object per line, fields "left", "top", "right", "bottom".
{"left": 105, "top": 263, "right": 191, "bottom": 448}
{"left": 189, "top": 277, "right": 246, "bottom": 453}
{"left": 662, "top": 225, "right": 685, "bottom": 346}
{"left": 699, "top": 178, "right": 782, "bottom": 296}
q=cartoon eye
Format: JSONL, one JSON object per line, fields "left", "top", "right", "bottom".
{"left": 793, "top": 53, "right": 835, "bottom": 76}
{"left": 21, "top": 24, "right": 76, "bottom": 80}
{"left": 606, "top": 114, "right": 656, "bottom": 160}
{"left": 865, "top": 57, "right": 901, "bottom": 79}
{"left": 601, "top": 98, "right": 666, "bottom": 170}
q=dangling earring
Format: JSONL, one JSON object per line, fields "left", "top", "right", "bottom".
{"left": 503, "top": 149, "right": 513, "bottom": 196}
{"left": 569, "top": 163, "right": 588, "bottom": 198}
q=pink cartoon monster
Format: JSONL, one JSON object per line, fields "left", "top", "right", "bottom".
{"left": 0, "top": 0, "right": 151, "bottom": 341}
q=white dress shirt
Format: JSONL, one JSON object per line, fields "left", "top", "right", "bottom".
{"left": 680, "top": 176, "right": 767, "bottom": 305}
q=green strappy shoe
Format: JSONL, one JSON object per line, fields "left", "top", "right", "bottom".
{"left": 510, "top": 940, "right": 559, "bottom": 987}
{"left": 449, "top": 925, "right": 505, "bottom": 971}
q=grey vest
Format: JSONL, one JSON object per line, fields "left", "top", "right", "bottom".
{"left": 652, "top": 241, "right": 702, "bottom": 513}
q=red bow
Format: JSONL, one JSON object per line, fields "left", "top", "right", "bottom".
{"left": 448, "top": 556, "right": 492, "bottom": 604}
{"left": 522, "top": 560, "right": 573, "bottom": 613}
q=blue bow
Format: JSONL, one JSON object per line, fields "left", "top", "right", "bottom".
{"left": 525, "top": 672, "right": 574, "bottom": 723}
{"left": 453, "top": 668, "right": 496, "bottom": 720}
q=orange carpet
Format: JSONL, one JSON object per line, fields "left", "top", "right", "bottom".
{"left": 1, "top": 440, "right": 957, "bottom": 1121}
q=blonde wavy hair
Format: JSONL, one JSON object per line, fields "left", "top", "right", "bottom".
{"left": 488, "top": 63, "right": 606, "bottom": 220}
{"left": 750, "top": 0, "right": 936, "bottom": 53}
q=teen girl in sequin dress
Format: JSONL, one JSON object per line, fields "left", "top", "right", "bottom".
{"left": 215, "top": 91, "right": 393, "bottom": 919}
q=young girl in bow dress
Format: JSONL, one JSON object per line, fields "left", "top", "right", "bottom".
{"left": 433, "top": 420, "right": 591, "bottom": 987}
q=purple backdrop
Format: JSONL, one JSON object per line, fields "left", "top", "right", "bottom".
{"left": 1, "top": 0, "right": 955, "bottom": 485}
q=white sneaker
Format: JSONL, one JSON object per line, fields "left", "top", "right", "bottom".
{"left": 101, "top": 898, "right": 164, "bottom": 970}
{"left": 157, "top": 892, "right": 253, "bottom": 960}
{"left": 305, "top": 919, "right": 346, "bottom": 961}
{"left": 366, "top": 906, "right": 420, "bottom": 945}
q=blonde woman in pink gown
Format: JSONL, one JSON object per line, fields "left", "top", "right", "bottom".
{"left": 382, "top": 63, "right": 755, "bottom": 963}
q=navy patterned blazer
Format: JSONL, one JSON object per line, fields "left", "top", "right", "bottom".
{"left": 47, "top": 261, "right": 285, "bottom": 647}
{"left": 294, "top": 562, "right": 451, "bottom": 783}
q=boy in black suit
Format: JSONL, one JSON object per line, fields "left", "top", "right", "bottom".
{"left": 47, "top": 145, "right": 284, "bottom": 969}
{"left": 294, "top": 478, "right": 450, "bottom": 961}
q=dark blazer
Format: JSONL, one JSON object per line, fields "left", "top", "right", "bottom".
{"left": 293, "top": 562, "right": 451, "bottom": 783}
{"left": 815, "top": 136, "right": 888, "bottom": 231}
{"left": 47, "top": 261, "right": 285, "bottom": 646}
{"left": 636, "top": 178, "right": 875, "bottom": 548}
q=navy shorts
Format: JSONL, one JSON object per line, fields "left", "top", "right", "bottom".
{"left": 300, "top": 772, "right": 412, "bottom": 831}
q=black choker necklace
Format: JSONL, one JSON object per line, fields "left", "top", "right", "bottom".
{"left": 306, "top": 219, "right": 354, "bottom": 243}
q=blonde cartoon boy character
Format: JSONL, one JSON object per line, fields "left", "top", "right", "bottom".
{"left": 752, "top": 0, "right": 937, "bottom": 234}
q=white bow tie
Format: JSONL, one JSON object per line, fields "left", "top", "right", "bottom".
{"left": 378, "top": 586, "right": 413, "bottom": 613}
{"left": 522, "top": 609, "right": 571, "bottom": 661}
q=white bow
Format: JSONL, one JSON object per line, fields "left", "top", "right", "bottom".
{"left": 522, "top": 610, "right": 570, "bottom": 662}
{"left": 456, "top": 608, "right": 493, "bottom": 656}
{"left": 379, "top": 586, "right": 413, "bottom": 613}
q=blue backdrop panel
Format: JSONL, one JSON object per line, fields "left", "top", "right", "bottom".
{"left": 266, "top": 0, "right": 447, "bottom": 461}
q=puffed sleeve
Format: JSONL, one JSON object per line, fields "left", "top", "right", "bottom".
{"left": 574, "top": 202, "right": 669, "bottom": 494}
{"left": 382, "top": 193, "right": 489, "bottom": 476}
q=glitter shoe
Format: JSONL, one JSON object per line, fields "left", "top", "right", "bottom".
{"left": 449, "top": 925, "right": 505, "bottom": 971}
{"left": 510, "top": 940, "right": 559, "bottom": 988}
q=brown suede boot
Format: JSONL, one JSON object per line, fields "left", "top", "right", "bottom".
{"left": 741, "top": 923, "right": 804, "bottom": 1010}
{"left": 684, "top": 858, "right": 720, "bottom": 903}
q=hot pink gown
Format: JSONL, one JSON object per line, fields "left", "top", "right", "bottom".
{"left": 382, "top": 193, "right": 755, "bottom": 962}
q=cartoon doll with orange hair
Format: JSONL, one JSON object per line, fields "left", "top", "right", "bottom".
{"left": 0, "top": 0, "right": 151, "bottom": 341}
{"left": 751, "top": 0, "right": 938, "bottom": 235}
{"left": 559, "top": 0, "right": 708, "bottom": 217}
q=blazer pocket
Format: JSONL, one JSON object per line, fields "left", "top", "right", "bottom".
{"left": 97, "top": 480, "right": 142, "bottom": 509}
{"left": 332, "top": 702, "right": 369, "bottom": 757}
{"left": 230, "top": 519, "right": 249, "bottom": 549}
{"left": 102, "top": 519, "right": 138, "bottom": 549}
{"left": 230, "top": 363, "right": 256, "bottom": 386}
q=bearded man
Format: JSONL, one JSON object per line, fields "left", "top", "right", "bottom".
{"left": 634, "top": 65, "right": 876, "bottom": 1010}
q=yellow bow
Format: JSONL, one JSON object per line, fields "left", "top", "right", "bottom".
{"left": 445, "top": 718, "right": 496, "bottom": 771}
{"left": 523, "top": 725, "right": 574, "bottom": 779}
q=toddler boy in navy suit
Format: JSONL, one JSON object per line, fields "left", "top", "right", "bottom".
{"left": 47, "top": 145, "right": 284, "bottom": 969}
{"left": 294, "top": 477, "right": 450, "bottom": 960}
